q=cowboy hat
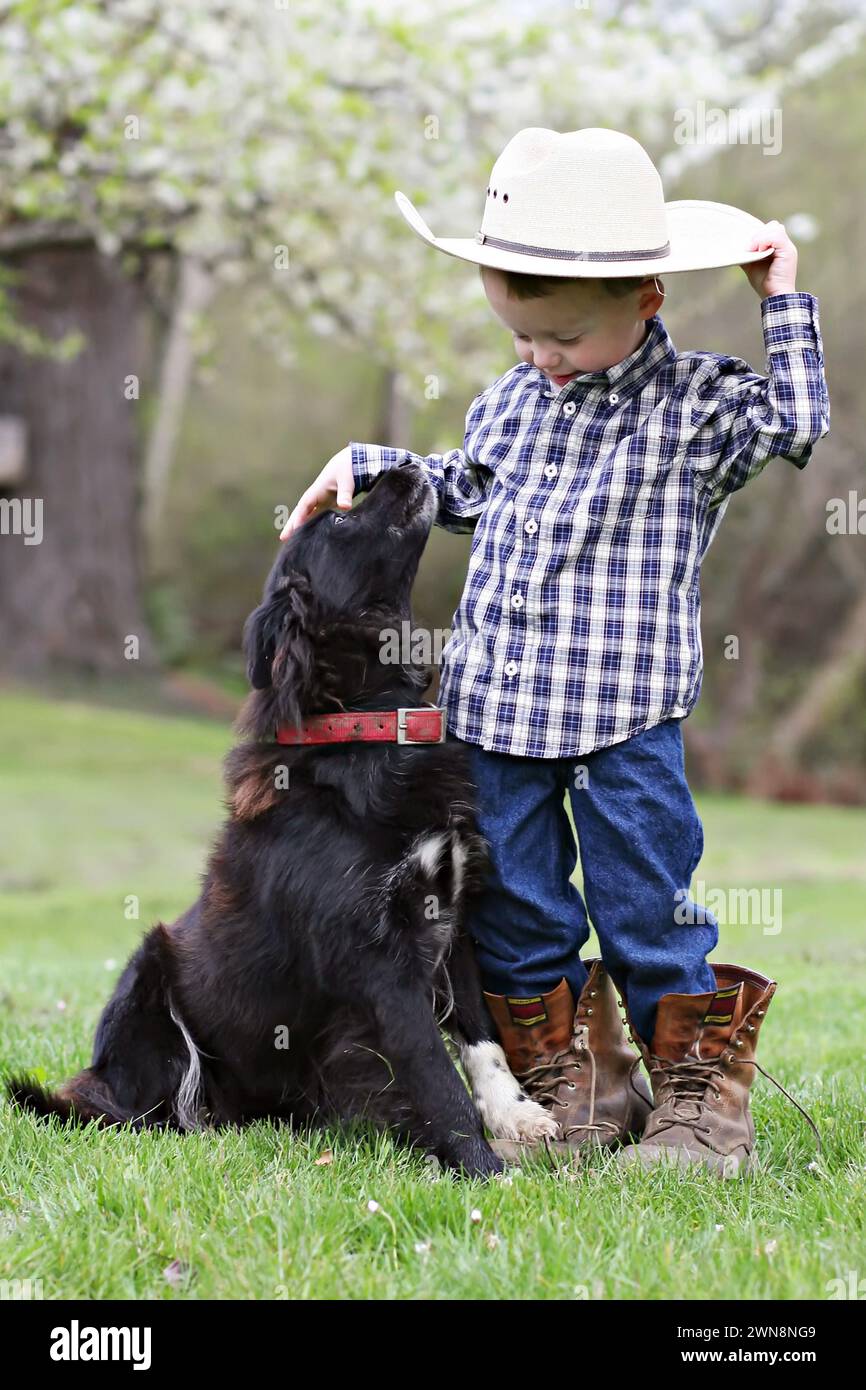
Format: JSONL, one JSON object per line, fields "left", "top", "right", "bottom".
{"left": 394, "top": 126, "right": 773, "bottom": 277}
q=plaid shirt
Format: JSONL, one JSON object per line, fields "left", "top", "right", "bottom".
{"left": 350, "top": 292, "right": 829, "bottom": 759}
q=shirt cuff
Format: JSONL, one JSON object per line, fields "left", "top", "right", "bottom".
{"left": 761, "top": 291, "right": 824, "bottom": 360}
{"left": 349, "top": 442, "right": 409, "bottom": 492}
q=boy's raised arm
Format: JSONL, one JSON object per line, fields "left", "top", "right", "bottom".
{"left": 688, "top": 223, "right": 829, "bottom": 502}
{"left": 688, "top": 289, "right": 830, "bottom": 503}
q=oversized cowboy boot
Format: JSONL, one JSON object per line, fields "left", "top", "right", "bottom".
{"left": 618, "top": 963, "right": 777, "bottom": 1178}
{"left": 483, "top": 960, "right": 652, "bottom": 1160}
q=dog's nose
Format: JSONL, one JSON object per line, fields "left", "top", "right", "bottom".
{"left": 391, "top": 464, "right": 422, "bottom": 488}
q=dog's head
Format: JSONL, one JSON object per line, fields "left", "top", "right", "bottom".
{"left": 240, "top": 464, "right": 437, "bottom": 735}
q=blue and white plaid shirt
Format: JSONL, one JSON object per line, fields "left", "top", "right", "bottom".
{"left": 350, "top": 292, "right": 829, "bottom": 759}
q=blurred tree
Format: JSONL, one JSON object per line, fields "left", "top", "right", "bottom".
{"left": 0, "top": 0, "right": 862, "bottom": 677}
{"left": 663, "top": 39, "right": 866, "bottom": 798}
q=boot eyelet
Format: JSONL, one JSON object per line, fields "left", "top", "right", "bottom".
{"left": 567, "top": 1082, "right": 576, "bottom": 1090}
{"left": 588, "top": 991, "right": 596, "bottom": 998}
{"left": 734, "top": 1038, "right": 743, "bottom": 1048}
{"left": 586, "top": 1008, "right": 593, "bottom": 1016}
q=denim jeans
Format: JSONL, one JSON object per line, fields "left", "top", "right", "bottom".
{"left": 458, "top": 718, "right": 718, "bottom": 1044}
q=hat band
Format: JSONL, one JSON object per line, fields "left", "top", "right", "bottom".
{"left": 475, "top": 230, "right": 671, "bottom": 262}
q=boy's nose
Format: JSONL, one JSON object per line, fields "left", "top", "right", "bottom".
{"left": 532, "top": 345, "right": 564, "bottom": 370}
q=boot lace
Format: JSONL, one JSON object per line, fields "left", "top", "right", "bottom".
{"left": 648, "top": 1055, "right": 725, "bottom": 1132}
{"left": 518, "top": 1049, "right": 576, "bottom": 1107}
{"left": 519, "top": 1024, "right": 619, "bottom": 1142}
{"left": 648, "top": 1053, "right": 822, "bottom": 1152}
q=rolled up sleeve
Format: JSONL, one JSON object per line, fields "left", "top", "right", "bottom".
{"left": 688, "top": 291, "right": 830, "bottom": 502}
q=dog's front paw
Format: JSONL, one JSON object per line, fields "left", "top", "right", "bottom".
{"left": 461, "top": 1040, "right": 561, "bottom": 1144}
{"left": 488, "top": 1094, "right": 559, "bottom": 1143}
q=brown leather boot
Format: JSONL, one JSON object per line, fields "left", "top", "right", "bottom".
{"left": 484, "top": 961, "right": 652, "bottom": 1160}
{"left": 618, "top": 963, "right": 776, "bottom": 1178}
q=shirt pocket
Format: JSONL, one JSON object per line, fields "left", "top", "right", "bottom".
{"left": 583, "top": 456, "right": 668, "bottom": 531}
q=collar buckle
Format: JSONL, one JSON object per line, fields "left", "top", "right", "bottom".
{"left": 397, "top": 706, "right": 446, "bottom": 744}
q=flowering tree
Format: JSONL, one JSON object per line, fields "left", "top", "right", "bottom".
{"left": 0, "top": 0, "right": 859, "bottom": 671}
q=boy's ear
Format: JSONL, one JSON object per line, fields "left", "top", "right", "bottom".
{"left": 242, "top": 570, "right": 321, "bottom": 723}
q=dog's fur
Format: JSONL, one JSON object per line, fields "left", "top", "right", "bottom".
{"left": 7, "top": 465, "right": 555, "bottom": 1177}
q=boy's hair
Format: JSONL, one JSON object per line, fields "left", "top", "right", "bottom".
{"left": 480, "top": 265, "right": 652, "bottom": 300}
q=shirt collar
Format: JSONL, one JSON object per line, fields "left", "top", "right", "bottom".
{"left": 532, "top": 314, "right": 677, "bottom": 400}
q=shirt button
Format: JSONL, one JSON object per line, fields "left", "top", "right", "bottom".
{"left": 511, "top": 592, "right": 524, "bottom": 609}
{"left": 544, "top": 463, "right": 557, "bottom": 478}
{"left": 524, "top": 518, "right": 538, "bottom": 534}
{"left": 562, "top": 400, "right": 577, "bottom": 416}
{"left": 608, "top": 391, "right": 620, "bottom": 405}
{"left": 504, "top": 660, "right": 518, "bottom": 677}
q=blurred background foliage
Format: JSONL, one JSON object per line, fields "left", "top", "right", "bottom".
{"left": 1, "top": 0, "right": 864, "bottom": 800}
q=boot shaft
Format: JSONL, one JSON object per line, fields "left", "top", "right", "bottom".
{"left": 649, "top": 963, "right": 776, "bottom": 1103}
{"left": 631, "top": 963, "right": 777, "bottom": 1172}
{"left": 482, "top": 977, "right": 575, "bottom": 1076}
{"left": 484, "top": 962, "right": 651, "bottom": 1148}
{"left": 484, "top": 962, "right": 638, "bottom": 1074}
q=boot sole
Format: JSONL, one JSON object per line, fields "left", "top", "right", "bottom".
{"left": 490, "top": 1136, "right": 624, "bottom": 1165}
{"left": 616, "top": 1143, "right": 756, "bottom": 1179}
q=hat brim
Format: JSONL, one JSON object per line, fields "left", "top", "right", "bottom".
{"left": 394, "top": 191, "right": 773, "bottom": 276}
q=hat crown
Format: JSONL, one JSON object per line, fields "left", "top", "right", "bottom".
{"left": 480, "top": 126, "right": 669, "bottom": 258}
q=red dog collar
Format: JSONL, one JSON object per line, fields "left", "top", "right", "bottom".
{"left": 276, "top": 706, "right": 446, "bottom": 747}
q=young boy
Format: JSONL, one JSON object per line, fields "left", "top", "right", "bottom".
{"left": 282, "top": 128, "right": 829, "bottom": 1176}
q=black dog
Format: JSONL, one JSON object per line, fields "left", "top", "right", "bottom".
{"left": 8, "top": 465, "right": 554, "bottom": 1177}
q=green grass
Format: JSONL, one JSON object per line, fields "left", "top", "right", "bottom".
{"left": 1, "top": 689, "right": 865, "bottom": 1300}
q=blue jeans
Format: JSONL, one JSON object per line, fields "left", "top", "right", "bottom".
{"left": 458, "top": 719, "right": 717, "bottom": 1043}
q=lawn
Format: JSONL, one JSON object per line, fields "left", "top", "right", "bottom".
{"left": 1, "top": 689, "right": 864, "bottom": 1300}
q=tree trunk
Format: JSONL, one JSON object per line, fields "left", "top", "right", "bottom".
{"left": 141, "top": 256, "right": 214, "bottom": 566}
{"left": 745, "top": 590, "right": 866, "bottom": 796}
{"left": 374, "top": 368, "right": 414, "bottom": 447}
{"left": 0, "top": 245, "right": 153, "bottom": 674}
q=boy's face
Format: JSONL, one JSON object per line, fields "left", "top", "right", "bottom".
{"left": 481, "top": 268, "right": 664, "bottom": 387}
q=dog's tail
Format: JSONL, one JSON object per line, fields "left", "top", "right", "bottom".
{"left": 6, "top": 924, "right": 202, "bottom": 1131}
{"left": 6, "top": 1069, "right": 126, "bottom": 1126}
{"left": 6, "top": 1075, "right": 73, "bottom": 1121}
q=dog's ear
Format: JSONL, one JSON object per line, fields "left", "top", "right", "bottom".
{"left": 243, "top": 593, "right": 279, "bottom": 690}
{"left": 243, "top": 569, "right": 321, "bottom": 720}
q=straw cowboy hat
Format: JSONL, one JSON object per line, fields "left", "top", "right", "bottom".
{"left": 394, "top": 126, "right": 773, "bottom": 277}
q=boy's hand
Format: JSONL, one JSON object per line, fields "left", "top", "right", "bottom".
{"left": 740, "top": 220, "right": 798, "bottom": 299}
{"left": 279, "top": 445, "right": 355, "bottom": 540}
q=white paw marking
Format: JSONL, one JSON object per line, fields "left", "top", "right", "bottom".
{"left": 461, "top": 1040, "right": 559, "bottom": 1142}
